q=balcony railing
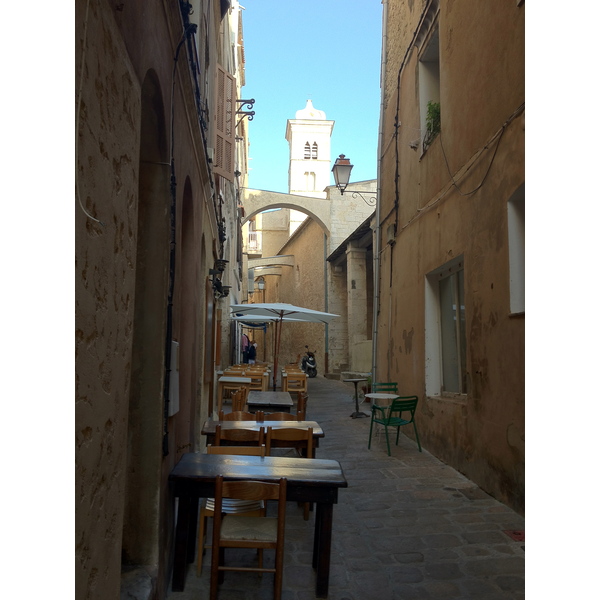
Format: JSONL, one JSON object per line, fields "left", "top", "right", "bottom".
{"left": 244, "top": 231, "right": 262, "bottom": 254}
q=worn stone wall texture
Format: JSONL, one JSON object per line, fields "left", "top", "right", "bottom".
{"left": 75, "top": 1, "right": 233, "bottom": 598}
{"left": 377, "top": 0, "right": 525, "bottom": 513}
{"left": 75, "top": 3, "right": 141, "bottom": 598}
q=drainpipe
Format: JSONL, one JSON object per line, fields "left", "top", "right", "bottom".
{"left": 162, "top": 22, "right": 195, "bottom": 457}
{"left": 371, "top": 0, "right": 388, "bottom": 385}
{"left": 324, "top": 232, "right": 329, "bottom": 374}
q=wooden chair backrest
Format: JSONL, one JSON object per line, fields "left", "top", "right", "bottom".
{"left": 215, "top": 424, "right": 265, "bottom": 446}
{"left": 218, "top": 410, "right": 256, "bottom": 421}
{"left": 286, "top": 373, "right": 307, "bottom": 389}
{"left": 296, "top": 392, "right": 308, "bottom": 420}
{"left": 207, "top": 444, "right": 265, "bottom": 456}
{"left": 263, "top": 412, "right": 298, "bottom": 421}
{"left": 231, "top": 389, "right": 247, "bottom": 412}
{"left": 266, "top": 426, "right": 313, "bottom": 458}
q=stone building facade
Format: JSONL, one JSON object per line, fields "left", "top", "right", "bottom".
{"left": 375, "top": 0, "right": 525, "bottom": 513}
{"left": 75, "top": 1, "right": 249, "bottom": 598}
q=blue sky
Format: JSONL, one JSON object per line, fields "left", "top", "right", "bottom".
{"left": 241, "top": 0, "right": 383, "bottom": 193}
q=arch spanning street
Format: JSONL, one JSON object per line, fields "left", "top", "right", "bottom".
{"left": 241, "top": 188, "right": 331, "bottom": 236}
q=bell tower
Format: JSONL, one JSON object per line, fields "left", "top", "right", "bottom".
{"left": 285, "top": 100, "right": 334, "bottom": 233}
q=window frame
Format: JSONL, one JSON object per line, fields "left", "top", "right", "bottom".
{"left": 425, "top": 256, "right": 468, "bottom": 398}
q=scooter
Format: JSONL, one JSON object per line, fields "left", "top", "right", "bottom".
{"left": 301, "top": 345, "right": 317, "bottom": 378}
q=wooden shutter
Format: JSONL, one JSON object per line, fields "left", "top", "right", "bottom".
{"left": 214, "top": 65, "right": 236, "bottom": 181}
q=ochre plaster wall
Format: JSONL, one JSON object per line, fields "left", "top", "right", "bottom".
{"left": 76, "top": 1, "right": 221, "bottom": 598}
{"left": 275, "top": 219, "right": 328, "bottom": 369}
{"left": 377, "top": 0, "right": 525, "bottom": 513}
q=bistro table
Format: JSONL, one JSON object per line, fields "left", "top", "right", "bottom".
{"left": 201, "top": 419, "right": 324, "bottom": 456}
{"left": 364, "top": 392, "right": 399, "bottom": 408}
{"left": 170, "top": 452, "right": 348, "bottom": 597}
{"left": 247, "top": 390, "right": 294, "bottom": 413}
{"left": 343, "top": 378, "right": 369, "bottom": 419}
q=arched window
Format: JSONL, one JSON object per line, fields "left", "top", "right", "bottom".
{"left": 304, "top": 171, "right": 316, "bottom": 191}
{"left": 312, "top": 142, "right": 318, "bottom": 159}
{"left": 304, "top": 142, "right": 311, "bottom": 159}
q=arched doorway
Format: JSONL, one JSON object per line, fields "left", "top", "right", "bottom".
{"left": 122, "top": 70, "right": 170, "bottom": 567}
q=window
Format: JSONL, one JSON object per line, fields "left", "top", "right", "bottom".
{"left": 304, "top": 142, "right": 311, "bottom": 159}
{"left": 419, "top": 27, "right": 440, "bottom": 151}
{"left": 304, "top": 171, "right": 316, "bottom": 191}
{"left": 414, "top": 0, "right": 440, "bottom": 153}
{"left": 214, "top": 64, "right": 235, "bottom": 181}
{"left": 507, "top": 184, "right": 525, "bottom": 314}
{"left": 425, "top": 257, "right": 467, "bottom": 396}
{"left": 312, "top": 142, "right": 318, "bottom": 159}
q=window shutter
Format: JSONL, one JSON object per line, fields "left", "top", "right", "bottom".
{"left": 214, "top": 65, "right": 236, "bottom": 181}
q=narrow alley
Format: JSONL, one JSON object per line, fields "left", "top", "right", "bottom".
{"left": 168, "top": 375, "right": 525, "bottom": 600}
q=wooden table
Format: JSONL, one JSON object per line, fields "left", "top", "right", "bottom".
{"left": 247, "top": 390, "right": 294, "bottom": 413}
{"left": 201, "top": 419, "right": 324, "bottom": 454}
{"left": 169, "top": 453, "right": 348, "bottom": 597}
{"left": 216, "top": 376, "right": 251, "bottom": 413}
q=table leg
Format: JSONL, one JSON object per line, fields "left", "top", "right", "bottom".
{"left": 350, "top": 382, "right": 368, "bottom": 419}
{"left": 312, "top": 502, "right": 334, "bottom": 598}
{"left": 187, "top": 496, "right": 199, "bottom": 563}
{"left": 172, "top": 494, "right": 192, "bottom": 591}
{"left": 217, "top": 383, "right": 223, "bottom": 414}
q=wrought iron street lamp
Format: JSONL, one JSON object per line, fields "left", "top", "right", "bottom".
{"left": 331, "top": 154, "right": 376, "bottom": 206}
{"left": 331, "top": 154, "right": 354, "bottom": 195}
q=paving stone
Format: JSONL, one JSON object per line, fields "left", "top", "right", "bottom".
{"left": 167, "top": 376, "right": 524, "bottom": 600}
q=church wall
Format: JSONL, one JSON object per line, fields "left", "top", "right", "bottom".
{"left": 275, "top": 219, "right": 327, "bottom": 368}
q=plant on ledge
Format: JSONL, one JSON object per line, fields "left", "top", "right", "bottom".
{"left": 423, "top": 100, "right": 441, "bottom": 151}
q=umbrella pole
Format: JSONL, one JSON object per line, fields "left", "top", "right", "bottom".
{"left": 273, "top": 317, "right": 283, "bottom": 391}
{"left": 272, "top": 320, "right": 278, "bottom": 390}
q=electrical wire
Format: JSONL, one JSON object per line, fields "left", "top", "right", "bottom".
{"left": 75, "top": 0, "right": 105, "bottom": 227}
{"left": 439, "top": 102, "right": 524, "bottom": 197}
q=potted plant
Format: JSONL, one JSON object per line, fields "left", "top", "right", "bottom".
{"left": 423, "top": 100, "right": 441, "bottom": 151}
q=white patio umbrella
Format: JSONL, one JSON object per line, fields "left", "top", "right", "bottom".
{"left": 229, "top": 303, "right": 339, "bottom": 390}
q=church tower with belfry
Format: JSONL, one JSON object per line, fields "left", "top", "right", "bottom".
{"left": 285, "top": 99, "right": 334, "bottom": 233}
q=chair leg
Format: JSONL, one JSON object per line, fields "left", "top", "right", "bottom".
{"left": 196, "top": 509, "right": 207, "bottom": 575}
{"left": 413, "top": 422, "right": 422, "bottom": 452}
{"left": 303, "top": 502, "right": 311, "bottom": 520}
{"left": 384, "top": 425, "right": 391, "bottom": 456}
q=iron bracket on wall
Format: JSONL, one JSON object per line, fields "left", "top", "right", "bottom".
{"left": 236, "top": 99, "right": 255, "bottom": 127}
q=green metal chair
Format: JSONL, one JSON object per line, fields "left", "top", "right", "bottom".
{"left": 368, "top": 395, "right": 422, "bottom": 455}
{"left": 371, "top": 382, "right": 398, "bottom": 394}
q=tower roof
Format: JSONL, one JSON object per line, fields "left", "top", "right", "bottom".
{"left": 295, "top": 99, "right": 326, "bottom": 120}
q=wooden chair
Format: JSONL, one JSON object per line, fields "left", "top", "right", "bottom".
{"left": 197, "top": 445, "right": 267, "bottom": 575}
{"left": 266, "top": 427, "right": 313, "bottom": 520}
{"left": 245, "top": 369, "right": 269, "bottom": 391}
{"left": 223, "top": 367, "right": 245, "bottom": 375}
{"left": 214, "top": 424, "right": 265, "bottom": 447}
{"left": 296, "top": 392, "right": 308, "bottom": 421}
{"left": 218, "top": 410, "right": 256, "bottom": 421}
{"left": 283, "top": 372, "right": 307, "bottom": 394}
{"left": 210, "top": 476, "right": 287, "bottom": 600}
{"left": 230, "top": 388, "right": 247, "bottom": 412}
{"left": 263, "top": 412, "right": 298, "bottom": 421}
{"left": 217, "top": 379, "right": 251, "bottom": 413}
{"left": 368, "top": 395, "right": 421, "bottom": 455}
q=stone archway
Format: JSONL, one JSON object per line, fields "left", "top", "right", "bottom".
{"left": 242, "top": 188, "right": 331, "bottom": 236}
{"left": 124, "top": 69, "right": 170, "bottom": 567}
